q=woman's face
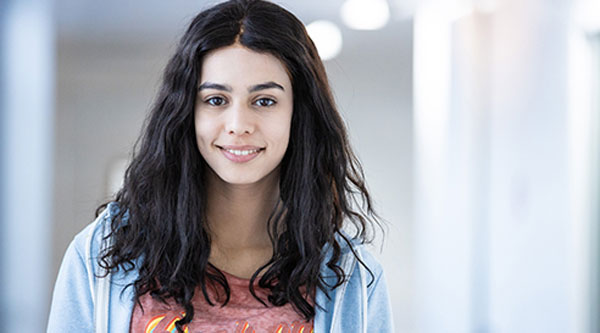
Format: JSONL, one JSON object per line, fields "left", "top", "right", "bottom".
{"left": 194, "top": 44, "right": 293, "bottom": 186}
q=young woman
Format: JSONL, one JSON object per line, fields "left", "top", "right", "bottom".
{"left": 47, "top": 0, "right": 393, "bottom": 332}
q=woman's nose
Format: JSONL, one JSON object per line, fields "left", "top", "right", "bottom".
{"left": 224, "top": 102, "right": 254, "bottom": 135}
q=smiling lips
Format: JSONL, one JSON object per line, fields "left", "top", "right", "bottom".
{"left": 218, "top": 145, "right": 264, "bottom": 163}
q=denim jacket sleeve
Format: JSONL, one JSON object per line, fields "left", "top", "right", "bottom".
{"left": 47, "top": 222, "right": 97, "bottom": 332}
{"left": 364, "top": 251, "right": 394, "bottom": 332}
{"left": 314, "top": 240, "right": 394, "bottom": 332}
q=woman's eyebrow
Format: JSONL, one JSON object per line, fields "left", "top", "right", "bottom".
{"left": 248, "top": 81, "right": 285, "bottom": 92}
{"left": 197, "top": 81, "right": 285, "bottom": 92}
{"left": 198, "top": 82, "right": 232, "bottom": 92}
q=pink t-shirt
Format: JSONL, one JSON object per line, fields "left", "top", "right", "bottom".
{"left": 129, "top": 270, "right": 314, "bottom": 333}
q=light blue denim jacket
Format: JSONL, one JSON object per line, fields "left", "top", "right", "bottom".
{"left": 47, "top": 202, "right": 394, "bottom": 332}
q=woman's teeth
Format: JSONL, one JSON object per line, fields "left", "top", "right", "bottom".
{"left": 224, "top": 148, "right": 261, "bottom": 156}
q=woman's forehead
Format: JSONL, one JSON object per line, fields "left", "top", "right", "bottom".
{"left": 199, "top": 44, "right": 292, "bottom": 90}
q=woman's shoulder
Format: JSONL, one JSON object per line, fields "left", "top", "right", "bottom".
{"left": 352, "top": 243, "right": 384, "bottom": 276}
{"left": 69, "top": 201, "right": 123, "bottom": 261}
{"left": 48, "top": 201, "right": 135, "bottom": 332}
{"left": 321, "top": 230, "right": 385, "bottom": 279}
{"left": 314, "top": 232, "right": 392, "bottom": 332}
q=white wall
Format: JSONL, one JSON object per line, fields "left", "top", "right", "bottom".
{"left": 414, "top": 0, "right": 595, "bottom": 332}
{"left": 488, "top": 1, "right": 571, "bottom": 331}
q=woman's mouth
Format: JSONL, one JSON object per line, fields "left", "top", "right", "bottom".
{"left": 218, "top": 145, "right": 264, "bottom": 163}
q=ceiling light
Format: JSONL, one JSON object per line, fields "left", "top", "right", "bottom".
{"left": 341, "top": 0, "right": 390, "bottom": 30}
{"left": 306, "top": 20, "right": 343, "bottom": 61}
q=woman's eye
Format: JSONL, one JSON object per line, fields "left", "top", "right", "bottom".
{"left": 254, "top": 98, "right": 276, "bottom": 107}
{"left": 206, "top": 97, "right": 226, "bottom": 106}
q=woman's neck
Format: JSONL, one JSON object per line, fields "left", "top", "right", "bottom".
{"left": 204, "top": 168, "right": 280, "bottom": 277}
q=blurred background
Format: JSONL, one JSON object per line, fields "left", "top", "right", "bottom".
{"left": 1, "top": 0, "right": 599, "bottom": 331}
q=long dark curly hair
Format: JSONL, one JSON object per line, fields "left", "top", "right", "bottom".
{"left": 97, "top": 0, "right": 383, "bottom": 330}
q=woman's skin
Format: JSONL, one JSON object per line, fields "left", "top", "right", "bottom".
{"left": 194, "top": 43, "right": 294, "bottom": 279}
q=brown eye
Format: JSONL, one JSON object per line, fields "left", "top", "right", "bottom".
{"left": 254, "top": 98, "right": 276, "bottom": 107}
{"left": 206, "top": 97, "right": 226, "bottom": 106}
